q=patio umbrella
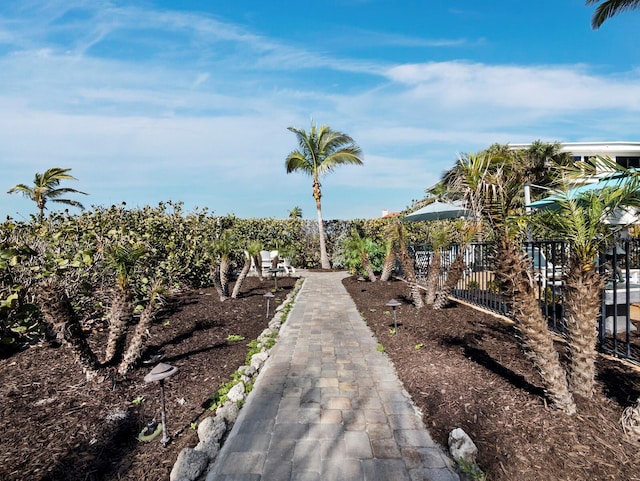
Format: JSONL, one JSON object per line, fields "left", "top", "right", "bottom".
{"left": 403, "top": 201, "right": 472, "bottom": 222}
{"left": 526, "top": 174, "right": 640, "bottom": 225}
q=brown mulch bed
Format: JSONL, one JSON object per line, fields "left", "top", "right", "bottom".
{"left": 2, "top": 272, "right": 640, "bottom": 480}
{"left": 342, "top": 276, "right": 640, "bottom": 481}
{"left": 0, "top": 276, "right": 298, "bottom": 481}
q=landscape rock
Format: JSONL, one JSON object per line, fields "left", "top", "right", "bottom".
{"left": 238, "top": 365, "right": 257, "bottom": 378}
{"left": 194, "top": 438, "right": 221, "bottom": 460}
{"left": 448, "top": 428, "right": 478, "bottom": 465}
{"left": 250, "top": 351, "right": 269, "bottom": 370}
{"left": 217, "top": 400, "right": 240, "bottom": 424}
{"left": 169, "top": 447, "right": 208, "bottom": 481}
{"left": 197, "top": 416, "right": 226, "bottom": 443}
{"left": 226, "top": 382, "right": 245, "bottom": 403}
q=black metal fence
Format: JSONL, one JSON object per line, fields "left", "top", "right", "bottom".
{"left": 409, "top": 239, "right": 640, "bottom": 365}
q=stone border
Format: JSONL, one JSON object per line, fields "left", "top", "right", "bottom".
{"left": 169, "top": 277, "right": 305, "bottom": 481}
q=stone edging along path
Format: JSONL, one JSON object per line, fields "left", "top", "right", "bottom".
{"left": 169, "top": 277, "right": 305, "bottom": 481}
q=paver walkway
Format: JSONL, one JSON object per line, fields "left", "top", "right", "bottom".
{"left": 207, "top": 271, "right": 460, "bottom": 481}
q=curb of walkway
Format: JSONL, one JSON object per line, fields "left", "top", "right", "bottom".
{"left": 169, "top": 276, "right": 306, "bottom": 481}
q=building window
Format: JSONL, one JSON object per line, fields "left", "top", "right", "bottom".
{"left": 616, "top": 157, "right": 640, "bottom": 169}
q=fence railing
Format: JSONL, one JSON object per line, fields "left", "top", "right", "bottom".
{"left": 408, "top": 239, "right": 640, "bottom": 365}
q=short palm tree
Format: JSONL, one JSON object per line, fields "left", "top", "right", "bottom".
{"left": 433, "top": 220, "right": 479, "bottom": 310}
{"left": 379, "top": 238, "right": 395, "bottom": 282}
{"left": 7, "top": 167, "right": 87, "bottom": 221}
{"left": 209, "top": 230, "right": 235, "bottom": 301}
{"left": 343, "top": 229, "right": 377, "bottom": 282}
{"left": 586, "top": 0, "right": 640, "bottom": 29}
{"left": 35, "top": 277, "right": 100, "bottom": 379}
{"left": 286, "top": 122, "right": 363, "bottom": 269}
{"left": 446, "top": 150, "right": 576, "bottom": 414}
{"left": 232, "top": 240, "right": 262, "bottom": 299}
{"left": 542, "top": 158, "right": 640, "bottom": 398}
{"left": 424, "top": 222, "right": 451, "bottom": 305}
{"left": 386, "top": 219, "right": 424, "bottom": 307}
{"left": 104, "top": 243, "right": 147, "bottom": 365}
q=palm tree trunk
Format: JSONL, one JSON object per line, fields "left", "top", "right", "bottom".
{"left": 104, "top": 288, "right": 133, "bottom": 365}
{"left": 253, "top": 253, "right": 265, "bottom": 281}
{"left": 211, "top": 263, "right": 227, "bottom": 301}
{"left": 220, "top": 256, "right": 231, "bottom": 298}
{"left": 315, "top": 194, "right": 331, "bottom": 269}
{"left": 117, "top": 300, "right": 159, "bottom": 375}
{"left": 433, "top": 254, "right": 465, "bottom": 310}
{"left": 425, "top": 252, "right": 442, "bottom": 305}
{"left": 495, "top": 239, "right": 576, "bottom": 415}
{"left": 232, "top": 254, "right": 252, "bottom": 299}
{"left": 36, "top": 281, "right": 100, "bottom": 379}
{"left": 398, "top": 246, "right": 424, "bottom": 308}
{"left": 362, "top": 254, "right": 377, "bottom": 282}
{"left": 380, "top": 249, "right": 395, "bottom": 282}
{"left": 563, "top": 260, "right": 603, "bottom": 398}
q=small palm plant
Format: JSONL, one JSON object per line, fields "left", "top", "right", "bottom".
{"left": 342, "top": 229, "right": 377, "bottom": 282}
{"left": 424, "top": 222, "right": 450, "bottom": 305}
{"left": 379, "top": 238, "right": 395, "bottom": 282}
{"left": 386, "top": 219, "right": 424, "bottom": 307}
{"left": 232, "top": 240, "right": 262, "bottom": 299}
{"left": 104, "top": 242, "right": 147, "bottom": 365}
{"left": 433, "top": 220, "right": 479, "bottom": 310}
{"left": 209, "top": 230, "right": 235, "bottom": 301}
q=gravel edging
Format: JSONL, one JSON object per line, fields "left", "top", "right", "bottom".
{"left": 169, "top": 277, "right": 305, "bottom": 481}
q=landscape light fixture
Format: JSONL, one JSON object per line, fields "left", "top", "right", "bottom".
{"left": 268, "top": 267, "right": 283, "bottom": 290}
{"left": 143, "top": 362, "right": 179, "bottom": 446}
{"left": 263, "top": 291, "right": 275, "bottom": 319}
{"left": 386, "top": 298, "right": 401, "bottom": 332}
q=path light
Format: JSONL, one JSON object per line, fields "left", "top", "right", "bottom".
{"left": 144, "top": 362, "right": 179, "bottom": 446}
{"left": 357, "top": 276, "right": 366, "bottom": 282}
{"left": 386, "top": 299, "right": 401, "bottom": 333}
{"left": 263, "top": 291, "right": 275, "bottom": 319}
{"left": 268, "top": 267, "right": 283, "bottom": 290}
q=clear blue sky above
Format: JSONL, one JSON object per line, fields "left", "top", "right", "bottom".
{"left": 1, "top": 1, "right": 639, "bottom": 220}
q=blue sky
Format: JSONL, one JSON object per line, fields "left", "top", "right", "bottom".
{"left": 1, "top": 1, "right": 639, "bottom": 221}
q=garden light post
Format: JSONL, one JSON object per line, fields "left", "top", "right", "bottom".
{"left": 263, "top": 291, "right": 274, "bottom": 319}
{"left": 386, "top": 298, "right": 401, "bottom": 333}
{"left": 144, "top": 362, "right": 178, "bottom": 446}
{"left": 268, "top": 267, "right": 283, "bottom": 290}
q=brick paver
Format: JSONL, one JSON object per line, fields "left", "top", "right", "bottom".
{"left": 207, "top": 271, "right": 459, "bottom": 481}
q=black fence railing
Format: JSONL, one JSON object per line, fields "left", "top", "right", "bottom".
{"left": 408, "top": 239, "right": 640, "bottom": 365}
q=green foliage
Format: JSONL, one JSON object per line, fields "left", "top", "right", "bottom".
{"left": 376, "top": 343, "right": 385, "bottom": 352}
{"left": 131, "top": 395, "right": 145, "bottom": 405}
{"left": 226, "top": 334, "right": 245, "bottom": 342}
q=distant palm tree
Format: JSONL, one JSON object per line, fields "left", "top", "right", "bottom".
{"left": 288, "top": 206, "right": 303, "bottom": 219}
{"left": 586, "top": 0, "right": 640, "bottom": 29}
{"left": 286, "top": 122, "right": 363, "bottom": 269}
{"left": 7, "top": 167, "right": 87, "bottom": 221}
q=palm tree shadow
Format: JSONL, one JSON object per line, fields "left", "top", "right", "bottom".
{"left": 444, "top": 335, "right": 546, "bottom": 398}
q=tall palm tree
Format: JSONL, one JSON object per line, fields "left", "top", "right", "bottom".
{"left": 586, "top": 0, "right": 640, "bottom": 29}
{"left": 285, "top": 122, "right": 363, "bottom": 269}
{"left": 7, "top": 167, "right": 87, "bottom": 221}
